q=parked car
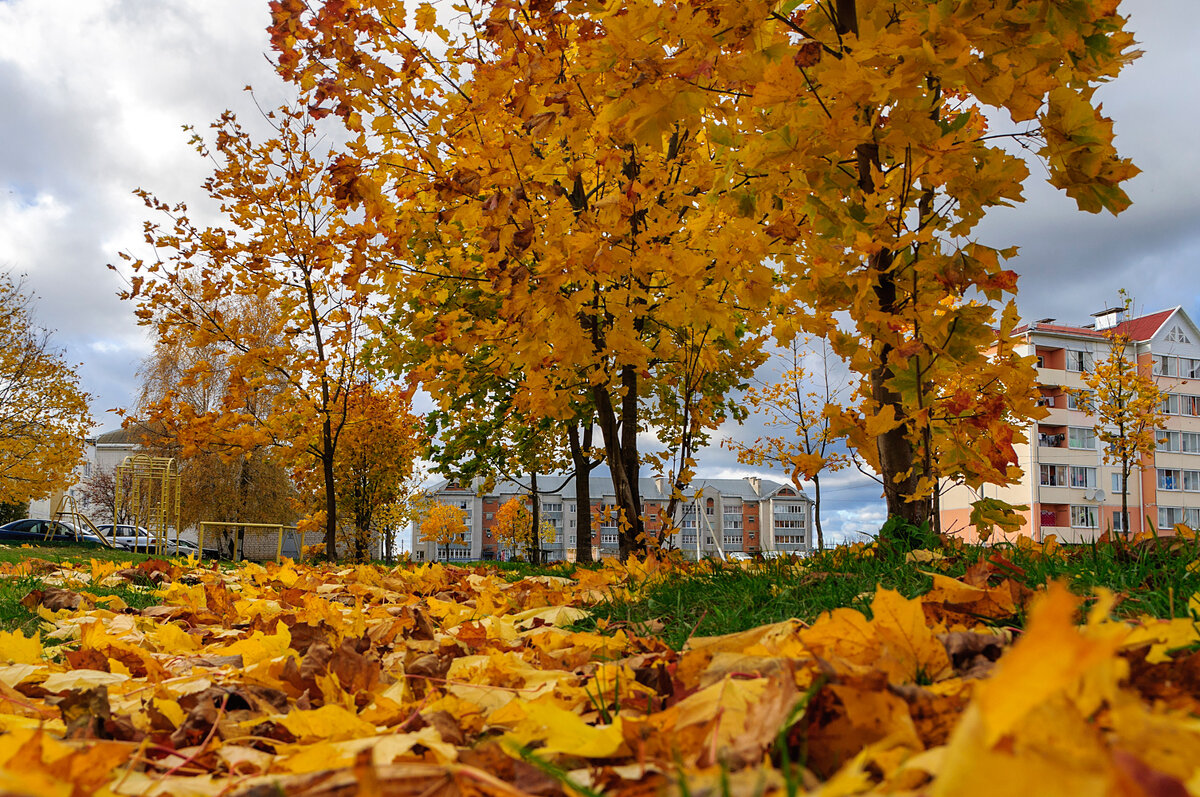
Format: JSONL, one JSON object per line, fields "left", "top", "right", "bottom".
{"left": 727, "top": 551, "right": 754, "bottom": 562}
{"left": 0, "top": 519, "right": 107, "bottom": 547}
{"left": 96, "top": 525, "right": 208, "bottom": 557}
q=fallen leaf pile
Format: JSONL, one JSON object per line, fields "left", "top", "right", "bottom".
{"left": 2, "top": 552, "right": 1200, "bottom": 795}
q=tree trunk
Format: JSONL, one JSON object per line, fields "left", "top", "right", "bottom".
{"left": 812, "top": 475, "right": 824, "bottom": 551}
{"left": 529, "top": 471, "right": 542, "bottom": 565}
{"left": 322, "top": 413, "right": 338, "bottom": 562}
{"left": 592, "top": 376, "right": 645, "bottom": 561}
{"left": 569, "top": 424, "right": 595, "bottom": 564}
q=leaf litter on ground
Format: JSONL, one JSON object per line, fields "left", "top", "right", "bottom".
{"left": 0, "top": 533, "right": 1199, "bottom": 795}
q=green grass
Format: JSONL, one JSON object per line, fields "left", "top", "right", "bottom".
{"left": 0, "top": 543, "right": 152, "bottom": 566}
{"left": 0, "top": 545, "right": 164, "bottom": 634}
{"left": 580, "top": 535, "right": 1200, "bottom": 649}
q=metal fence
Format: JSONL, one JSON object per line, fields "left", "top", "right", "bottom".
{"left": 197, "top": 522, "right": 304, "bottom": 564}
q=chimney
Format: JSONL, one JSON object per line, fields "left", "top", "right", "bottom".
{"left": 745, "top": 476, "right": 762, "bottom": 496}
{"left": 1092, "top": 307, "right": 1123, "bottom": 331}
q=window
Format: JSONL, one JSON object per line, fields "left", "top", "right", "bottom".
{"left": 776, "top": 534, "right": 805, "bottom": 545}
{"left": 1069, "top": 466, "right": 1097, "bottom": 489}
{"left": 1184, "top": 359, "right": 1200, "bottom": 379}
{"left": 600, "top": 533, "right": 618, "bottom": 545}
{"left": 542, "top": 503, "right": 562, "bottom": 513}
{"left": 1070, "top": 505, "right": 1098, "bottom": 528}
{"left": 1111, "top": 472, "right": 1126, "bottom": 494}
{"left": 1159, "top": 507, "right": 1184, "bottom": 529}
{"left": 1036, "top": 355, "right": 1045, "bottom": 368}
{"left": 1184, "top": 432, "right": 1200, "bottom": 454}
{"left": 747, "top": 515, "right": 756, "bottom": 523}
{"left": 1182, "top": 395, "right": 1200, "bottom": 417}
{"left": 774, "top": 518, "right": 806, "bottom": 529}
{"left": 1166, "top": 326, "right": 1193, "bottom": 345}
{"left": 681, "top": 534, "right": 697, "bottom": 545}
{"left": 1158, "top": 430, "right": 1180, "bottom": 452}
{"left": 1112, "top": 512, "right": 1126, "bottom": 534}
{"left": 775, "top": 504, "right": 807, "bottom": 514}
{"left": 1161, "top": 394, "right": 1179, "bottom": 415}
{"left": 1040, "top": 464, "right": 1068, "bottom": 486}
{"left": 1187, "top": 508, "right": 1200, "bottom": 529}
{"left": 722, "top": 534, "right": 743, "bottom": 545}
{"left": 1158, "top": 469, "right": 1181, "bottom": 490}
{"left": 723, "top": 516, "right": 743, "bottom": 530}
{"left": 1066, "top": 350, "right": 1093, "bottom": 372}
{"left": 1184, "top": 470, "right": 1200, "bottom": 492}
{"left": 1068, "top": 427, "right": 1097, "bottom": 450}
{"left": 485, "top": 512, "right": 493, "bottom": 520}
{"left": 1153, "top": 355, "right": 1178, "bottom": 377}
{"left": 1068, "top": 391, "right": 1094, "bottom": 411}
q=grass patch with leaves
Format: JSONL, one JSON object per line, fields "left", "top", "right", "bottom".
{"left": 581, "top": 532, "right": 1200, "bottom": 649}
{"left": 0, "top": 546, "right": 166, "bottom": 633}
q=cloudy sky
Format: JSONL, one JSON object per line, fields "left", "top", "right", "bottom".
{"left": 1, "top": 0, "right": 1197, "bottom": 542}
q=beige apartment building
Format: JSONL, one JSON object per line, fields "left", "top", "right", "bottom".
{"left": 940, "top": 306, "right": 1200, "bottom": 542}
{"left": 414, "top": 475, "right": 813, "bottom": 562}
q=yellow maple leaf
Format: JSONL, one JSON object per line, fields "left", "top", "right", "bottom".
{"left": 0, "top": 630, "right": 42, "bottom": 665}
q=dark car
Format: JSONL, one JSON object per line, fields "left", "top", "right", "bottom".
{"left": 0, "top": 519, "right": 107, "bottom": 547}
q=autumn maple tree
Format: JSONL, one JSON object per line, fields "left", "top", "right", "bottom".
{"left": 116, "top": 104, "right": 385, "bottom": 560}
{"left": 0, "top": 273, "right": 91, "bottom": 506}
{"left": 418, "top": 500, "right": 468, "bottom": 560}
{"left": 294, "top": 380, "right": 421, "bottom": 563}
{"left": 269, "top": 0, "right": 773, "bottom": 560}
{"left": 1075, "top": 300, "right": 1164, "bottom": 537}
{"left": 727, "top": 338, "right": 850, "bottom": 550}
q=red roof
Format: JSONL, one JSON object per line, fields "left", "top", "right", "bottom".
{"left": 1109, "top": 308, "right": 1176, "bottom": 341}
{"left": 1016, "top": 308, "right": 1177, "bottom": 342}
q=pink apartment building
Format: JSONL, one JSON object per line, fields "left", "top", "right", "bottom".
{"left": 940, "top": 306, "right": 1200, "bottom": 542}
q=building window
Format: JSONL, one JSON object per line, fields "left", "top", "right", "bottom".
{"left": 1111, "top": 472, "right": 1126, "bottom": 494}
{"left": 1112, "top": 512, "right": 1127, "bottom": 533}
{"left": 1184, "top": 432, "right": 1200, "bottom": 454}
{"left": 1183, "top": 470, "right": 1200, "bottom": 492}
{"left": 1065, "top": 350, "right": 1093, "bottom": 372}
{"left": 1159, "top": 507, "right": 1184, "bottom": 529}
{"left": 722, "top": 535, "right": 743, "bottom": 546}
{"left": 1159, "top": 430, "right": 1180, "bottom": 452}
{"left": 1183, "top": 358, "right": 1200, "bottom": 379}
{"left": 723, "top": 516, "right": 742, "bottom": 530}
{"left": 1070, "top": 505, "right": 1098, "bottom": 528}
{"left": 542, "top": 503, "right": 562, "bottom": 512}
{"left": 1068, "top": 391, "right": 1094, "bottom": 411}
{"left": 776, "top": 534, "right": 805, "bottom": 545}
{"left": 1036, "top": 355, "right": 1045, "bottom": 368}
{"left": 1182, "top": 395, "right": 1200, "bottom": 417}
{"left": 1161, "top": 395, "right": 1179, "bottom": 415}
{"left": 600, "top": 533, "right": 618, "bottom": 545}
{"left": 681, "top": 534, "right": 697, "bottom": 545}
{"left": 1153, "top": 355, "right": 1178, "bottom": 377}
{"left": 1159, "top": 469, "right": 1182, "bottom": 491}
{"left": 1187, "top": 508, "right": 1200, "bottom": 529}
{"left": 1040, "top": 464, "right": 1068, "bottom": 487}
{"left": 1069, "top": 466, "right": 1097, "bottom": 489}
{"left": 1068, "top": 427, "right": 1097, "bottom": 450}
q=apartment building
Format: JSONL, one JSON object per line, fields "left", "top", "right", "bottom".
{"left": 940, "top": 305, "right": 1200, "bottom": 542}
{"left": 415, "top": 475, "right": 814, "bottom": 562}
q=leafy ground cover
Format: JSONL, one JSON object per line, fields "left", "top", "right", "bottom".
{"left": 590, "top": 534, "right": 1200, "bottom": 648}
{"left": 0, "top": 533, "right": 1199, "bottom": 795}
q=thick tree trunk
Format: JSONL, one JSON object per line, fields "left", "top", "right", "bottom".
{"left": 322, "top": 414, "right": 338, "bottom": 562}
{"left": 592, "top": 377, "right": 645, "bottom": 561}
{"left": 569, "top": 424, "right": 595, "bottom": 564}
{"left": 529, "top": 471, "right": 542, "bottom": 565}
